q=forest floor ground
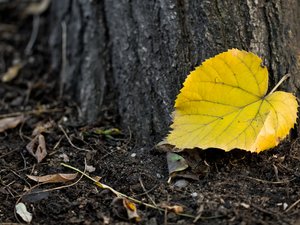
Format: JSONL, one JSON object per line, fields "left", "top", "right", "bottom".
{"left": 1, "top": 2, "right": 300, "bottom": 225}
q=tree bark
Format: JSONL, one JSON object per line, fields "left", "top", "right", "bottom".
{"left": 50, "top": 0, "right": 300, "bottom": 146}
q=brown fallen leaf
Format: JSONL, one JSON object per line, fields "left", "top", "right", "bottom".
{"left": 26, "top": 134, "right": 47, "bottom": 163}
{"left": 92, "top": 176, "right": 102, "bottom": 182}
{"left": 32, "top": 120, "right": 55, "bottom": 136}
{"left": 155, "top": 142, "right": 175, "bottom": 152}
{"left": 0, "top": 115, "right": 24, "bottom": 132}
{"left": 27, "top": 173, "right": 78, "bottom": 183}
{"left": 123, "top": 198, "right": 141, "bottom": 222}
{"left": 112, "top": 197, "right": 141, "bottom": 222}
{"left": 1, "top": 63, "right": 23, "bottom": 82}
{"left": 160, "top": 202, "right": 184, "bottom": 214}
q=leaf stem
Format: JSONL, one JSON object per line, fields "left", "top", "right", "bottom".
{"left": 60, "top": 163, "right": 196, "bottom": 218}
{"left": 268, "top": 74, "right": 290, "bottom": 95}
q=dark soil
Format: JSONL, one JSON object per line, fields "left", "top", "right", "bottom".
{"left": 1, "top": 2, "right": 300, "bottom": 225}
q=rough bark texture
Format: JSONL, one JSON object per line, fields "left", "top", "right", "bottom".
{"left": 50, "top": 0, "right": 300, "bottom": 146}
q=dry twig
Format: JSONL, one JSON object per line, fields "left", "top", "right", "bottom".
{"left": 59, "top": 124, "right": 91, "bottom": 152}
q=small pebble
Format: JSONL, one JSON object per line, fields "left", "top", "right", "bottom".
{"left": 174, "top": 179, "right": 188, "bottom": 188}
{"left": 191, "top": 192, "right": 198, "bottom": 198}
{"left": 130, "top": 153, "right": 136, "bottom": 158}
{"left": 85, "top": 165, "right": 96, "bottom": 173}
{"left": 240, "top": 202, "right": 250, "bottom": 208}
{"left": 58, "top": 153, "right": 69, "bottom": 162}
{"left": 28, "top": 56, "right": 35, "bottom": 63}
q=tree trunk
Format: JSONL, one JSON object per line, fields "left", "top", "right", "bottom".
{"left": 49, "top": 0, "right": 300, "bottom": 146}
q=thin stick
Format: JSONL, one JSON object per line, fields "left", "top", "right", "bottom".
{"left": 241, "top": 175, "right": 293, "bottom": 184}
{"left": 14, "top": 172, "right": 84, "bottom": 222}
{"left": 0, "top": 107, "right": 63, "bottom": 119}
{"left": 58, "top": 125, "right": 91, "bottom": 152}
{"left": 268, "top": 74, "right": 290, "bottom": 95}
{"left": 61, "top": 163, "right": 155, "bottom": 207}
{"left": 139, "top": 176, "right": 158, "bottom": 208}
{"left": 251, "top": 203, "right": 281, "bottom": 218}
{"left": 285, "top": 198, "right": 300, "bottom": 213}
{"left": 25, "top": 15, "right": 40, "bottom": 55}
{"left": 273, "top": 164, "right": 279, "bottom": 182}
{"left": 60, "top": 163, "right": 196, "bottom": 219}
{"left": 0, "top": 148, "right": 18, "bottom": 159}
{"left": 60, "top": 21, "right": 67, "bottom": 98}
{"left": 193, "top": 204, "right": 204, "bottom": 223}
{"left": 134, "top": 183, "right": 158, "bottom": 197}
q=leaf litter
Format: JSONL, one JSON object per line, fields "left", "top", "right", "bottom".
{"left": 27, "top": 173, "right": 78, "bottom": 184}
{"left": 166, "top": 152, "right": 189, "bottom": 183}
{"left": 1, "top": 3, "right": 300, "bottom": 225}
{"left": 1, "top": 62, "right": 23, "bottom": 82}
{"left": 0, "top": 115, "right": 25, "bottom": 132}
{"left": 112, "top": 197, "right": 141, "bottom": 222}
{"left": 15, "top": 202, "right": 32, "bottom": 223}
{"left": 26, "top": 134, "right": 47, "bottom": 163}
{"left": 60, "top": 163, "right": 195, "bottom": 220}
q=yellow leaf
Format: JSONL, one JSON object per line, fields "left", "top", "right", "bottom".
{"left": 166, "top": 49, "right": 298, "bottom": 153}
